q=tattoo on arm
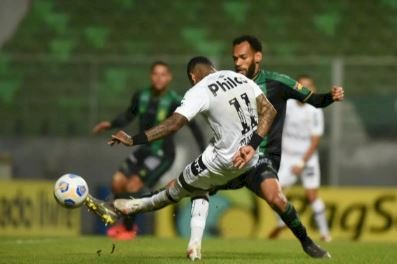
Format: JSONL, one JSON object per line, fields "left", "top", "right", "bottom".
{"left": 256, "top": 94, "right": 277, "bottom": 137}
{"left": 145, "top": 113, "right": 188, "bottom": 142}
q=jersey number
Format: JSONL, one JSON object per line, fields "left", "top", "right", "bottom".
{"left": 229, "top": 93, "right": 258, "bottom": 135}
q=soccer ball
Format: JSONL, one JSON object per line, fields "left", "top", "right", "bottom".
{"left": 54, "top": 173, "right": 89, "bottom": 208}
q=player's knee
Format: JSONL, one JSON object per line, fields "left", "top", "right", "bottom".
{"left": 266, "top": 192, "right": 287, "bottom": 211}
{"left": 167, "top": 179, "right": 190, "bottom": 202}
{"left": 112, "top": 172, "right": 127, "bottom": 193}
{"left": 126, "top": 175, "right": 144, "bottom": 192}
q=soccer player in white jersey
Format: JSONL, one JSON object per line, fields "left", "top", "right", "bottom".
{"left": 269, "top": 75, "right": 331, "bottom": 242}
{"left": 108, "top": 56, "right": 274, "bottom": 223}
{"left": 95, "top": 57, "right": 330, "bottom": 261}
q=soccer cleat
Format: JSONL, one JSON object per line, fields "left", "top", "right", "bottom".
{"left": 302, "top": 238, "right": 331, "bottom": 259}
{"left": 107, "top": 223, "right": 126, "bottom": 237}
{"left": 113, "top": 198, "right": 143, "bottom": 215}
{"left": 113, "top": 229, "right": 137, "bottom": 240}
{"left": 187, "top": 244, "right": 202, "bottom": 261}
{"left": 84, "top": 194, "right": 119, "bottom": 226}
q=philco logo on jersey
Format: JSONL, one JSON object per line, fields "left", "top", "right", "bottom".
{"left": 208, "top": 76, "right": 248, "bottom": 96}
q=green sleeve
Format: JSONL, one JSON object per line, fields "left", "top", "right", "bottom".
{"left": 266, "top": 72, "right": 313, "bottom": 102}
{"left": 170, "top": 91, "right": 183, "bottom": 112}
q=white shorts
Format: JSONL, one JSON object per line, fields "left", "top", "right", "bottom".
{"left": 278, "top": 153, "right": 321, "bottom": 189}
{"left": 179, "top": 145, "right": 258, "bottom": 191}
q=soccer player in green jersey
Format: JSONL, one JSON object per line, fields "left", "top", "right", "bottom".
{"left": 93, "top": 61, "right": 206, "bottom": 240}
{"left": 187, "top": 35, "right": 343, "bottom": 260}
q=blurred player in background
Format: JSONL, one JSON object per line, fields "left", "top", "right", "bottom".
{"left": 93, "top": 61, "right": 206, "bottom": 240}
{"left": 187, "top": 36, "right": 343, "bottom": 260}
{"left": 268, "top": 75, "right": 331, "bottom": 242}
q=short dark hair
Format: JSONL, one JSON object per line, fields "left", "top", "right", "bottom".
{"left": 186, "top": 56, "right": 214, "bottom": 82}
{"left": 232, "top": 35, "right": 262, "bottom": 52}
{"left": 150, "top": 60, "right": 170, "bottom": 72}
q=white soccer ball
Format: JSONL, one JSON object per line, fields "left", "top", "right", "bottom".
{"left": 54, "top": 173, "right": 89, "bottom": 208}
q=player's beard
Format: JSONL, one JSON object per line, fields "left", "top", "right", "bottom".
{"left": 245, "top": 62, "right": 257, "bottom": 79}
{"left": 236, "top": 61, "right": 256, "bottom": 79}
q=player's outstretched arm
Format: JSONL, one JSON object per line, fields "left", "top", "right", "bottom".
{"left": 145, "top": 112, "right": 188, "bottom": 141}
{"left": 93, "top": 93, "right": 140, "bottom": 134}
{"left": 233, "top": 94, "right": 276, "bottom": 169}
{"left": 306, "top": 86, "right": 344, "bottom": 107}
{"left": 108, "top": 113, "right": 188, "bottom": 147}
{"left": 92, "top": 121, "right": 112, "bottom": 134}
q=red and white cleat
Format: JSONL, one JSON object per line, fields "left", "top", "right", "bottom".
{"left": 113, "top": 229, "right": 137, "bottom": 240}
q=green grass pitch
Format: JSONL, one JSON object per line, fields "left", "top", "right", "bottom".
{"left": 0, "top": 236, "right": 396, "bottom": 264}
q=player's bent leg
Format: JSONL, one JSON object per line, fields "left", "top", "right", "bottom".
{"left": 245, "top": 163, "right": 331, "bottom": 259}
{"left": 268, "top": 159, "right": 299, "bottom": 238}
{"left": 260, "top": 178, "right": 288, "bottom": 211}
{"left": 114, "top": 176, "right": 194, "bottom": 215}
{"left": 305, "top": 188, "right": 331, "bottom": 242}
{"left": 262, "top": 180, "right": 330, "bottom": 258}
{"left": 187, "top": 195, "right": 209, "bottom": 261}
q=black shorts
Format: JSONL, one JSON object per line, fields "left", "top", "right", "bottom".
{"left": 209, "top": 154, "right": 280, "bottom": 197}
{"left": 118, "top": 146, "right": 175, "bottom": 189}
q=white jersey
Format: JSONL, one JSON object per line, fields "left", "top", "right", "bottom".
{"left": 175, "top": 70, "right": 263, "bottom": 179}
{"left": 278, "top": 100, "right": 324, "bottom": 188}
{"left": 282, "top": 99, "right": 324, "bottom": 157}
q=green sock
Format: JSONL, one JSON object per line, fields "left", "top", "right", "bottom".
{"left": 278, "top": 202, "right": 310, "bottom": 244}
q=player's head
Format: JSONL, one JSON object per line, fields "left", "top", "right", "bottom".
{"left": 297, "top": 74, "right": 317, "bottom": 92}
{"left": 232, "top": 35, "right": 263, "bottom": 79}
{"left": 186, "top": 56, "right": 216, "bottom": 85}
{"left": 150, "top": 61, "right": 172, "bottom": 93}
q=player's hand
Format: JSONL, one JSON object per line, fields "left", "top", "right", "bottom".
{"left": 291, "top": 165, "right": 304, "bottom": 176}
{"left": 331, "top": 86, "right": 344, "bottom": 101}
{"left": 93, "top": 121, "right": 111, "bottom": 134}
{"left": 232, "top": 146, "right": 255, "bottom": 169}
{"left": 108, "top": 130, "right": 133, "bottom": 147}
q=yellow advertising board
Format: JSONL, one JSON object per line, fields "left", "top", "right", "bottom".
{"left": 0, "top": 180, "right": 81, "bottom": 236}
{"left": 155, "top": 187, "right": 397, "bottom": 241}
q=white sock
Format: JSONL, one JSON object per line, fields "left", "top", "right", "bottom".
{"left": 311, "top": 198, "right": 330, "bottom": 237}
{"left": 188, "top": 198, "right": 209, "bottom": 249}
{"left": 139, "top": 180, "right": 190, "bottom": 212}
{"left": 139, "top": 190, "right": 170, "bottom": 211}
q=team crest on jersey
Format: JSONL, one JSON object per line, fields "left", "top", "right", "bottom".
{"left": 294, "top": 82, "right": 303, "bottom": 91}
{"left": 157, "top": 109, "right": 167, "bottom": 121}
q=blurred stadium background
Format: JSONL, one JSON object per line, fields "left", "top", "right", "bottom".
{"left": 0, "top": 0, "right": 396, "bottom": 244}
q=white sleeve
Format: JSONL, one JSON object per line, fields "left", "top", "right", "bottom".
{"left": 310, "top": 108, "right": 324, "bottom": 136}
{"left": 247, "top": 78, "right": 264, "bottom": 97}
{"left": 175, "top": 85, "right": 210, "bottom": 121}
